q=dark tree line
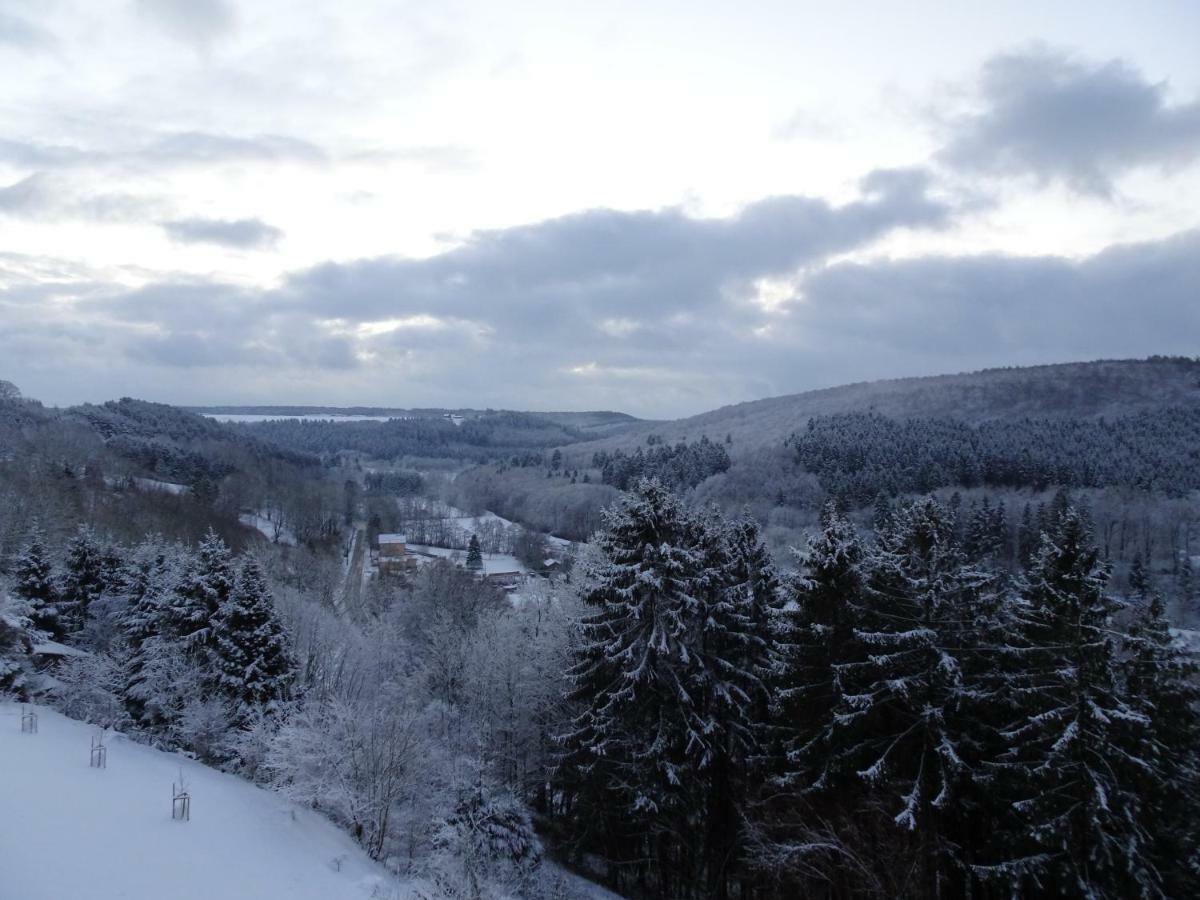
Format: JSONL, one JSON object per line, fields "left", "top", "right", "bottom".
{"left": 592, "top": 435, "right": 732, "bottom": 492}
{"left": 236, "top": 411, "right": 586, "bottom": 463}
{"left": 553, "top": 480, "right": 1200, "bottom": 899}
{"left": 790, "top": 408, "right": 1200, "bottom": 506}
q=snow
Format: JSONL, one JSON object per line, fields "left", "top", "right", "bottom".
{"left": 239, "top": 512, "right": 297, "bottom": 546}
{"left": 0, "top": 703, "right": 406, "bottom": 900}
{"left": 407, "top": 544, "right": 527, "bottom": 576}
{"left": 31, "top": 639, "right": 92, "bottom": 658}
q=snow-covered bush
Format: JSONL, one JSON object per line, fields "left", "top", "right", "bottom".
{"left": 431, "top": 780, "right": 542, "bottom": 899}
{"left": 53, "top": 652, "right": 129, "bottom": 729}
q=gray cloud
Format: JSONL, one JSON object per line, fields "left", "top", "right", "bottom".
{"left": 0, "top": 132, "right": 327, "bottom": 171}
{"left": 135, "top": 0, "right": 235, "bottom": 48}
{"left": 162, "top": 217, "right": 283, "bottom": 249}
{"left": 281, "top": 166, "right": 951, "bottom": 334}
{"left": 938, "top": 48, "right": 1200, "bottom": 196}
{"left": 0, "top": 10, "right": 55, "bottom": 51}
{"left": 0, "top": 172, "right": 162, "bottom": 222}
{"left": 7, "top": 178, "right": 1197, "bottom": 415}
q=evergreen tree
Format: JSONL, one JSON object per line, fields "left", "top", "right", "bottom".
{"left": 1129, "top": 552, "right": 1150, "bottom": 600}
{"left": 59, "top": 525, "right": 107, "bottom": 635}
{"left": 167, "top": 529, "right": 234, "bottom": 649}
{"left": 1000, "top": 510, "right": 1160, "bottom": 898}
{"left": 1017, "top": 502, "right": 1038, "bottom": 566}
{"left": 557, "top": 480, "right": 759, "bottom": 896}
{"left": 1179, "top": 554, "right": 1197, "bottom": 618}
{"left": 210, "top": 557, "right": 296, "bottom": 721}
{"left": 466, "top": 534, "right": 483, "bottom": 572}
{"left": 13, "top": 530, "right": 60, "bottom": 638}
{"left": 761, "top": 502, "right": 874, "bottom": 894}
{"left": 702, "top": 509, "right": 781, "bottom": 898}
{"left": 120, "top": 541, "right": 187, "bottom": 730}
{"left": 1122, "top": 594, "right": 1200, "bottom": 895}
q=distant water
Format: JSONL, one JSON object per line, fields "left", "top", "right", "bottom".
{"left": 204, "top": 413, "right": 397, "bottom": 423}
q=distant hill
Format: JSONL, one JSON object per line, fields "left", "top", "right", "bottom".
{"left": 566, "top": 357, "right": 1200, "bottom": 456}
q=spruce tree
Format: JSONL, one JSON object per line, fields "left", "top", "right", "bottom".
{"left": 167, "top": 529, "right": 234, "bottom": 649}
{"left": 210, "top": 558, "right": 296, "bottom": 721}
{"left": 558, "top": 479, "right": 756, "bottom": 895}
{"left": 60, "top": 525, "right": 107, "bottom": 635}
{"left": 1000, "top": 509, "right": 1159, "bottom": 898}
{"left": 1179, "top": 554, "right": 1197, "bottom": 618}
{"left": 466, "top": 534, "right": 483, "bottom": 572}
{"left": 1122, "top": 594, "right": 1200, "bottom": 895}
{"left": 13, "top": 530, "right": 60, "bottom": 638}
{"left": 762, "top": 502, "right": 874, "bottom": 894}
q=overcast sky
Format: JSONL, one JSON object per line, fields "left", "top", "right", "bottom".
{"left": 2, "top": 0, "right": 1199, "bottom": 417}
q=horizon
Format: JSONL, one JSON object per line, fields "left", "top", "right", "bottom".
{"left": 14, "top": 352, "right": 1197, "bottom": 421}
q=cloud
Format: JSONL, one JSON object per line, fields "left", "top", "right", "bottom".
{"left": 280, "top": 166, "right": 951, "bottom": 332}
{"left": 162, "top": 217, "right": 283, "bottom": 249}
{"left": 6, "top": 175, "right": 1197, "bottom": 416}
{"left": 0, "top": 132, "right": 327, "bottom": 171}
{"left": 0, "top": 172, "right": 162, "bottom": 222}
{"left": 937, "top": 48, "right": 1200, "bottom": 196}
{"left": 0, "top": 10, "right": 55, "bottom": 51}
{"left": 135, "top": 0, "right": 235, "bottom": 49}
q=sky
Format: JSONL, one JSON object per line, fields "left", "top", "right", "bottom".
{"left": 1, "top": 0, "right": 1199, "bottom": 418}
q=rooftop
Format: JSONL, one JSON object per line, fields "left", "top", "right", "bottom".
{"left": 378, "top": 533, "right": 408, "bottom": 544}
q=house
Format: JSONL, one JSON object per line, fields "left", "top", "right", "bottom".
{"left": 377, "top": 533, "right": 417, "bottom": 576}
{"left": 485, "top": 570, "right": 524, "bottom": 591}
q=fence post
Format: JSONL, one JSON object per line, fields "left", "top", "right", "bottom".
{"left": 20, "top": 705, "right": 37, "bottom": 734}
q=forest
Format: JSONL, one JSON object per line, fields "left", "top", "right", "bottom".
{"left": 3, "top": 367, "right": 1200, "bottom": 899}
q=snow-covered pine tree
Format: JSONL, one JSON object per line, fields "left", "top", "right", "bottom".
{"left": 59, "top": 524, "right": 108, "bottom": 635}
{"left": 820, "top": 497, "right": 994, "bottom": 897}
{"left": 466, "top": 534, "right": 483, "bottom": 572}
{"left": 1000, "top": 509, "right": 1160, "bottom": 898}
{"left": 1179, "top": 554, "right": 1197, "bottom": 619}
{"left": 557, "top": 479, "right": 751, "bottom": 895}
{"left": 120, "top": 540, "right": 186, "bottom": 729}
{"left": 700, "top": 508, "right": 781, "bottom": 898}
{"left": 787, "top": 496, "right": 993, "bottom": 897}
{"left": 773, "top": 501, "right": 864, "bottom": 791}
{"left": 167, "top": 529, "right": 234, "bottom": 650}
{"left": 1122, "top": 593, "right": 1200, "bottom": 896}
{"left": 1129, "top": 552, "right": 1150, "bottom": 600}
{"left": 210, "top": 557, "right": 296, "bottom": 722}
{"left": 757, "top": 501, "right": 875, "bottom": 894}
{"left": 13, "top": 529, "right": 60, "bottom": 638}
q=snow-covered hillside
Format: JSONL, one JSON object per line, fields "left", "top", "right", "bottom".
{"left": 0, "top": 703, "right": 403, "bottom": 900}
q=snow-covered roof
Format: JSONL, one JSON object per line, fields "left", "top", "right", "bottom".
{"left": 31, "top": 640, "right": 91, "bottom": 658}
{"left": 378, "top": 533, "right": 408, "bottom": 544}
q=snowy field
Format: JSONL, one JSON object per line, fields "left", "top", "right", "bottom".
{"left": 0, "top": 703, "right": 404, "bottom": 900}
{"left": 407, "top": 543, "right": 528, "bottom": 575}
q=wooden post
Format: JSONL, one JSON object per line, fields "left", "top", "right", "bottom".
{"left": 20, "top": 705, "right": 37, "bottom": 734}
{"left": 90, "top": 733, "right": 107, "bottom": 768}
{"left": 172, "top": 773, "right": 191, "bottom": 821}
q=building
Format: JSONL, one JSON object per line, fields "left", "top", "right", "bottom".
{"left": 377, "top": 533, "right": 417, "bottom": 576}
{"left": 485, "top": 570, "right": 524, "bottom": 591}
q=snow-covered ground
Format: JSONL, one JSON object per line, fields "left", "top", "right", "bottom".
{"left": 0, "top": 703, "right": 404, "bottom": 900}
{"left": 239, "top": 512, "right": 298, "bottom": 546}
{"left": 407, "top": 544, "right": 527, "bottom": 575}
{"left": 0, "top": 704, "right": 624, "bottom": 900}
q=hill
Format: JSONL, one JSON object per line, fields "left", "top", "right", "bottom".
{"left": 0, "top": 703, "right": 399, "bottom": 900}
{"left": 565, "top": 357, "right": 1200, "bottom": 457}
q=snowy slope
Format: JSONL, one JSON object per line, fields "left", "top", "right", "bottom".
{"left": 0, "top": 703, "right": 405, "bottom": 900}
